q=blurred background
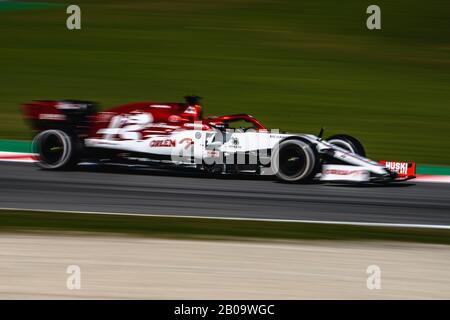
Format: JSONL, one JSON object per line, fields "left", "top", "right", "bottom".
{"left": 0, "top": 0, "right": 449, "bottom": 164}
{"left": 1, "top": 1, "right": 450, "bottom": 300}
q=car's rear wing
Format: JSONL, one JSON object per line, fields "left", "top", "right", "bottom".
{"left": 22, "top": 100, "right": 98, "bottom": 132}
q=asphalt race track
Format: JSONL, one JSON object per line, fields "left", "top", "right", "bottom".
{"left": 0, "top": 162, "right": 449, "bottom": 226}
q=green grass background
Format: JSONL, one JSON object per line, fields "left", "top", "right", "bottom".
{"left": 2, "top": 210, "right": 450, "bottom": 244}
{"left": 1, "top": 0, "right": 449, "bottom": 164}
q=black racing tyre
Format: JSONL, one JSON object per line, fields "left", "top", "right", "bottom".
{"left": 33, "top": 129, "right": 80, "bottom": 170}
{"left": 271, "top": 138, "right": 318, "bottom": 183}
{"left": 326, "top": 134, "right": 366, "bottom": 157}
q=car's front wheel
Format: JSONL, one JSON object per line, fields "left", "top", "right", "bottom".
{"left": 326, "top": 134, "right": 366, "bottom": 157}
{"left": 33, "top": 129, "right": 80, "bottom": 170}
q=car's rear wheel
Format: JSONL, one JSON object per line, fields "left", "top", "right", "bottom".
{"left": 271, "top": 139, "right": 318, "bottom": 183}
{"left": 33, "top": 129, "right": 79, "bottom": 170}
{"left": 326, "top": 134, "right": 366, "bottom": 157}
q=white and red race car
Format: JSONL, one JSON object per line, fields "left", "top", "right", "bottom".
{"left": 22, "top": 96, "right": 416, "bottom": 183}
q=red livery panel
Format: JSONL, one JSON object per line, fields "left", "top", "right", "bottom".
{"left": 378, "top": 160, "right": 416, "bottom": 179}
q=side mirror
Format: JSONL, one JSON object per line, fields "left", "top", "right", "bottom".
{"left": 318, "top": 127, "right": 325, "bottom": 139}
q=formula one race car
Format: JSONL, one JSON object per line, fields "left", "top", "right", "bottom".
{"left": 22, "top": 96, "right": 416, "bottom": 183}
